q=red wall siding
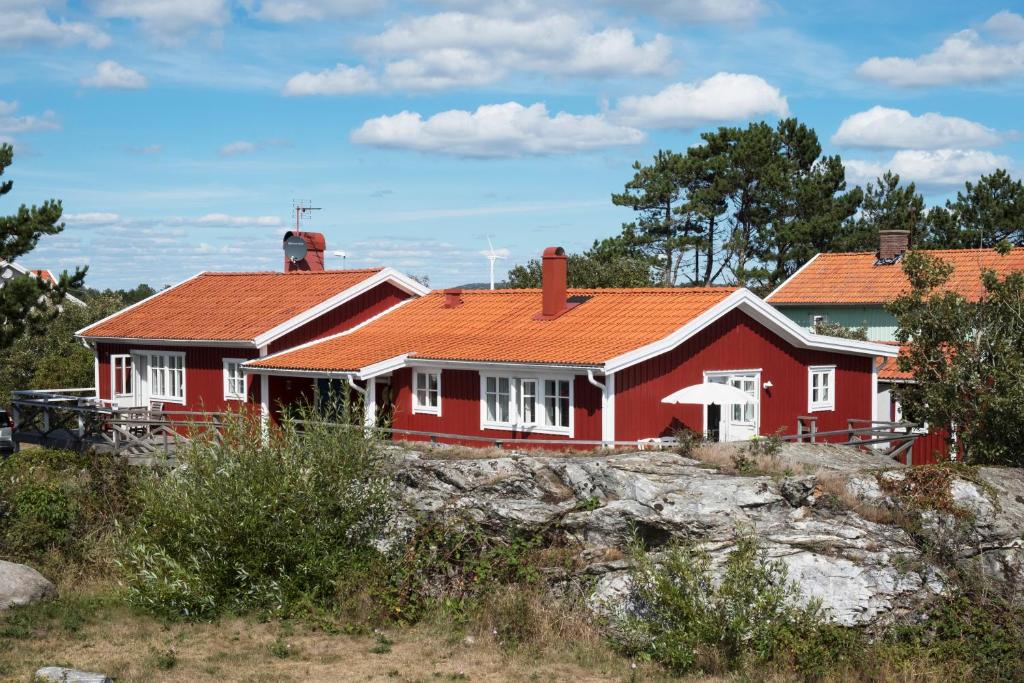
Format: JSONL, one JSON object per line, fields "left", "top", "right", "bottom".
{"left": 268, "top": 282, "right": 409, "bottom": 353}
{"left": 614, "top": 309, "right": 874, "bottom": 442}
{"left": 388, "top": 368, "right": 602, "bottom": 448}
{"left": 96, "top": 342, "right": 257, "bottom": 415}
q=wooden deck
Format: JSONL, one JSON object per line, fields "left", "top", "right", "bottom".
{"left": 9, "top": 388, "right": 224, "bottom": 459}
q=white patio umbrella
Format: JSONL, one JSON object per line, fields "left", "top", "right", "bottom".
{"left": 661, "top": 382, "right": 756, "bottom": 406}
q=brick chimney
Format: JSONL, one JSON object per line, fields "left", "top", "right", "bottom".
{"left": 534, "top": 246, "right": 569, "bottom": 320}
{"left": 283, "top": 231, "right": 326, "bottom": 272}
{"left": 878, "top": 230, "right": 910, "bottom": 262}
{"left": 443, "top": 288, "right": 463, "bottom": 308}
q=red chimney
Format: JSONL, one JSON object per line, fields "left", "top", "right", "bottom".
{"left": 534, "top": 246, "right": 569, "bottom": 320}
{"left": 877, "top": 230, "right": 910, "bottom": 262}
{"left": 283, "top": 231, "right": 326, "bottom": 272}
{"left": 443, "top": 288, "right": 463, "bottom": 308}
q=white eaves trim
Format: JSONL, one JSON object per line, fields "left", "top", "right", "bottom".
{"left": 603, "top": 288, "right": 897, "bottom": 374}
{"left": 764, "top": 253, "right": 820, "bottom": 303}
{"left": 252, "top": 268, "right": 429, "bottom": 347}
{"left": 75, "top": 272, "right": 207, "bottom": 340}
{"left": 358, "top": 354, "right": 410, "bottom": 380}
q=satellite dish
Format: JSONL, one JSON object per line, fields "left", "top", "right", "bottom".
{"left": 284, "top": 235, "right": 308, "bottom": 262}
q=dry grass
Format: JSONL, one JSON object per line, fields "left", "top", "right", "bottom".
{"left": 0, "top": 581, "right": 695, "bottom": 683}
{"left": 687, "top": 442, "right": 819, "bottom": 477}
{"left": 812, "top": 470, "right": 897, "bottom": 524}
{"left": 392, "top": 440, "right": 637, "bottom": 461}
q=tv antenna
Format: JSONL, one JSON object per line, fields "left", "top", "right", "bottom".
{"left": 292, "top": 199, "right": 321, "bottom": 231}
{"left": 482, "top": 236, "right": 508, "bottom": 290}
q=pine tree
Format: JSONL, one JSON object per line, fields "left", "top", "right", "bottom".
{"left": 0, "top": 143, "right": 87, "bottom": 349}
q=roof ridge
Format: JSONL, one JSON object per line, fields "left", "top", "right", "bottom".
{"left": 199, "top": 268, "right": 384, "bottom": 277}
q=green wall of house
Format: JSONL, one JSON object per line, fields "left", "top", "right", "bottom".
{"left": 776, "top": 305, "right": 899, "bottom": 342}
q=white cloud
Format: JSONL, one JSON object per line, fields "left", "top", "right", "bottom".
{"left": 282, "top": 64, "right": 380, "bottom": 95}
{"left": 81, "top": 60, "right": 149, "bottom": 90}
{"left": 985, "top": 10, "right": 1024, "bottom": 41}
{"left": 845, "top": 149, "right": 1010, "bottom": 189}
{"left": 64, "top": 212, "right": 122, "bottom": 225}
{"left": 92, "top": 0, "right": 229, "bottom": 39}
{"left": 857, "top": 12, "right": 1024, "bottom": 87}
{"left": 383, "top": 49, "right": 496, "bottom": 90}
{"left": 360, "top": 11, "right": 672, "bottom": 84}
{"left": 0, "top": 0, "right": 110, "bottom": 48}
{"left": 350, "top": 101, "right": 645, "bottom": 157}
{"left": 608, "top": 0, "right": 764, "bottom": 22}
{"left": 612, "top": 72, "right": 788, "bottom": 129}
{"left": 248, "top": 0, "right": 385, "bottom": 22}
{"left": 832, "top": 106, "right": 1003, "bottom": 150}
{"left": 195, "top": 213, "right": 284, "bottom": 227}
{"left": 0, "top": 100, "right": 60, "bottom": 134}
{"left": 219, "top": 141, "right": 258, "bottom": 156}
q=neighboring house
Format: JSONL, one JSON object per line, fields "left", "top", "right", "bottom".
{"left": 766, "top": 230, "right": 1024, "bottom": 462}
{"left": 0, "top": 259, "right": 86, "bottom": 307}
{"left": 245, "top": 247, "right": 895, "bottom": 446}
{"left": 766, "top": 230, "right": 1024, "bottom": 342}
{"left": 76, "top": 233, "right": 429, "bottom": 418}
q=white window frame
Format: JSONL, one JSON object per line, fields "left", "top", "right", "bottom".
{"left": 479, "top": 371, "right": 574, "bottom": 437}
{"left": 110, "top": 354, "right": 133, "bottom": 400}
{"left": 808, "top": 365, "right": 836, "bottom": 412}
{"left": 145, "top": 350, "right": 186, "bottom": 404}
{"left": 412, "top": 368, "right": 442, "bottom": 416}
{"left": 223, "top": 358, "right": 248, "bottom": 401}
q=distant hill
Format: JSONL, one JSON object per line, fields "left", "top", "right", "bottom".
{"left": 452, "top": 282, "right": 508, "bottom": 290}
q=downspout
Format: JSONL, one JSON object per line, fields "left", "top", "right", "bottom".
{"left": 346, "top": 375, "right": 366, "bottom": 395}
{"left": 585, "top": 368, "right": 605, "bottom": 391}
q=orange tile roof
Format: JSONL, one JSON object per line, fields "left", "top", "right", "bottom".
{"left": 31, "top": 269, "right": 56, "bottom": 285}
{"left": 768, "top": 248, "right": 1024, "bottom": 305}
{"left": 79, "top": 269, "right": 384, "bottom": 342}
{"left": 249, "top": 287, "right": 737, "bottom": 371}
{"left": 877, "top": 344, "right": 913, "bottom": 382}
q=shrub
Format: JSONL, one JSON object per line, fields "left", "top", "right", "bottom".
{"left": 672, "top": 428, "right": 705, "bottom": 459}
{"left": 0, "top": 448, "right": 138, "bottom": 567}
{"left": 619, "top": 534, "right": 827, "bottom": 675}
{"left": 118, "top": 403, "right": 394, "bottom": 619}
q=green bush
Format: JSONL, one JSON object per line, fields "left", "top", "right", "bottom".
{"left": 619, "top": 534, "right": 827, "bottom": 675}
{"left": 118, "top": 404, "right": 394, "bottom": 619}
{"left": 0, "top": 448, "right": 138, "bottom": 566}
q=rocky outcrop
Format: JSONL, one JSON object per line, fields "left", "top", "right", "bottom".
{"left": 393, "top": 445, "right": 1023, "bottom": 628}
{"left": 34, "top": 667, "right": 112, "bottom": 683}
{"left": 0, "top": 560, "right": 55, "bottom": 611}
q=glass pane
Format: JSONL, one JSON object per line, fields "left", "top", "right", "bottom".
{"left": 486, "top": 376, "right": 496, "bottom": 394}
{"left": 521, "top": 380, "right": 536, "bottom": 423}
{"left": 428, "top": 373, "right": 438, "bottom": 392}
{"left": 486, "top": 392, "right": 497, "bottom": 421}
{"left": 545, "top": 396, "right": 555, "bottom": 425}
{"left": 559, "top": 396, "right": 570, "bottom": 427}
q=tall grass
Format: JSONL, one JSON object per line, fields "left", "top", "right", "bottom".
{"left": 118, "top": 402, "right": 394, "bottom": 619}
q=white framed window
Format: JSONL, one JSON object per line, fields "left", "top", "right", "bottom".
{"left": 480, "top": 373, "right": 574, "bottom": 435}
{"left": 808, "top": 365, "right": 836, "bottom": 412}
{"left": 413, "top": 369, "right": 441, "bottom": 415}
{"left": 148, "top": 351, "right": 186, "bottom": 403}
{"left": 223, "top": 358, "right": 247, "bottom": 401}
{"left": 110, "top": 354, "right": 133, "bottom": 399}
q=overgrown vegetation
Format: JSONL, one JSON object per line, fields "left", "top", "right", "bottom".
{"left": 118, "top": 404, "right": 393, "bottom": 619}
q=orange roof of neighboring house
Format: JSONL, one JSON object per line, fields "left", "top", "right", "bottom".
{"left": 31, "top": 269, "right": 56, "bottom": 285}
{"left": 249, "top": 287, "right": 738, "bottom": 371}
{"left": 78, "top": 269, "right": 386, "bottom": 342}
{"left": 768, "top": 248, "right": 1024, "bottom": 305}
{"left": 877, "top": 344, "right": 913, "bottom": 382}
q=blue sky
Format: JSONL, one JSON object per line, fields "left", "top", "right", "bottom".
{"left": 3, "top": 0, "right": 1023, "bottom": 289}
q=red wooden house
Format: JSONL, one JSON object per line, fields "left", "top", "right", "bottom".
{"left": 76, "top": 243, "right": 429, "bottom": 419}
{"left": 244, "top": 247, "right": 896, "bottom": 446}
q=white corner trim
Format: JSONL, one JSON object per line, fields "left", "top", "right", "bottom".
{"left": 252, "top": 268, "right": 429, "bottom": 348}
{"left": 601, "top": 373, "right": 615, "bottom": 446}
{"left": 765, "top": 252, "right": 820, "bottom": 303}
{"left": 603, "top": 289, "right": 897, "bottom": 374}
{"left": 76, "top": 272, "right": 207, "bottom": 339}
{"left": 243, "top": 298, "right": 416, "bottom": 370}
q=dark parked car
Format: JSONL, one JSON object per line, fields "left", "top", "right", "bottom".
{"left": 0, "top": 409, "right": 14, "bottom": 456}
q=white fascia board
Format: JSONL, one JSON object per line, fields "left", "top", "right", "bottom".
{"left": 357, "top": 354, "right": 410, "bottom": 380}
{"left": 243, "top": 297, "right": 415, "bottom": 370}
{"left": 243, "top": 366, "right": 355, "bottom": 379}
{"left": 75, "top": 272, "right": 207, "bottom": 339}
{"left": 252, "top": 268, "right": 430, "bottom": 348}
{"left": 603, "top": 289, "right": 897, "bottom": 374}
{"left": 764, "top": 253, "right": 821, "bottom": 303}
{"left": 83, "top": 336, "right": 256, "bottom": 348}
{"left": 410, "top": 358, "right": 599, "bottom": 373}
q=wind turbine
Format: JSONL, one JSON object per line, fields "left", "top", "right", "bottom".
{"left": 482, "top": 237, "right": 508, "bottom": 290}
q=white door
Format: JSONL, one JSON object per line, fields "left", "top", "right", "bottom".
{"left": 131, "top": 352, "right": 149, "bottom": 407}
{"left": 705, "top": 372, "right": 760, "bottom": 442}
{"left": 110, "top": 354, "right": 145, "bottom": 408}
